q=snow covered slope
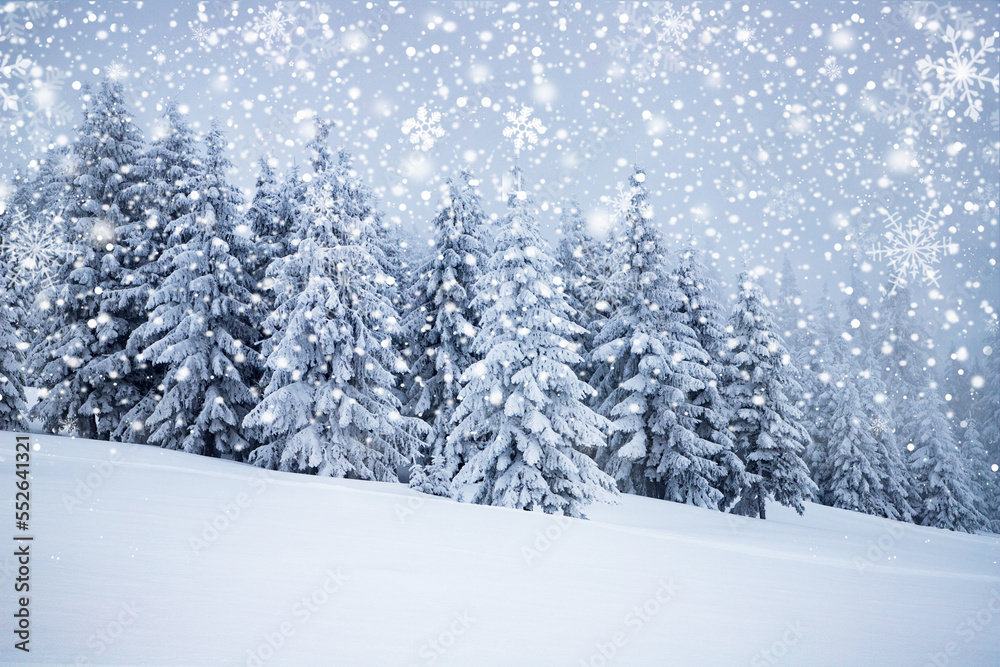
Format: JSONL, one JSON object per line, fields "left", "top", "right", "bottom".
{"left": 2, "top": 433, "right": 999, "bottom": 666}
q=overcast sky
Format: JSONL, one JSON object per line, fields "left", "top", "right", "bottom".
{"left": 1, "top": 1, "right": 998, "bottom": 353}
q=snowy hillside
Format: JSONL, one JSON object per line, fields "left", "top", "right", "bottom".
{"left": 2, "top": 433, "right": 999, "bottom": 666}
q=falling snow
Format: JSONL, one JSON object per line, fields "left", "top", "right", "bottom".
{"left": 250, "top": 2, "right": 295, "bottom": 49}
{"left": 821, "top": 56, "right": 843, "bottom": 81}
{"left": 401, "top": 106, "right": 446, "bottom": 151}
{"left": 869, "top": 416, "right": 889, "bottom": 436}
{"left": 0, "top": 208, "right": 73, "bottom": 288}
{"left": 502, "top": 105, "right": 546, "bottom": 154}
{"left": 867, "top": 208, "right": 955, "bottom": 294}
{"left": 651, "top": 3, "right": 694, "bottom": 47}
{"left": 0, "top": 53, "right": 30, "bottom": 111}
{"left": 0, "top": 3, "right": 997, "bottom": 661}
{"left": 916, "top": 26, "right": 1000, "bottom": 122}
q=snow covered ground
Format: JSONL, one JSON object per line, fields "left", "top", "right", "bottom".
{"left": 2, "top": 433, "right": 999, "bottom": 666}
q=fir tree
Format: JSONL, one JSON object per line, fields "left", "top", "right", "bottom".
{"left": 27, "top": 80, "right": 146, "bottom": 440}
{"left": 877, "top": 288, "right": 933, "bottom": 416}
{"left": 553, "top": 202, "right": 607, "bottom": 380}
{"left": 244, "top": 120, "right": 422, "bottom": 480}
{"left": 674, "top": 243, "right": 746, "bottom": 511}
{"left": 246, "top": 156, "right": 302, "bottom": 299}
{"left": 775, "top": 254, "right": 804, "bottom": 348}
{"left": 802, "top": 287, "right": 847, "bottom": 504}
{"left": 904, "top": 386, "right": 988, "bottom": 533}
{"left": 0, "top": 295, "right": 27, "bottom": 431}
{"left": 0, "top": 235, "right": 27, "bottom": 430}
{"left": 243, "top": 158, "right": 304, "bottom": 398}
{"left": 132, "top": 124, "right": 261, "bottom": 458}
{"left": 821, "top": 370, "right": 894, "bottom": 516}
{"left": 113, "top": 101, "right": 201, "bottom": 442}
{"left": 854, "top": 353, "right": 914, "bottom": 522}
{"left": 404, "top": 171, "right": 489, "bottom": 496}
{"left": 449, "top": 166, "right": 618, "bottom": 517}
{"left": 960, "top": 417, "right": 994, "bottom": 527}
{"left": 553, "top": 202, "right": 592, "bottom": 319}
{"left": 841, "top": 272, "right": 914, "bottom": 521}
{"left": 118, "top": 101, "right": 200, "bottom": 308}
{"left": 877, "top": 288, "right": 950, "bottom": 517}
{"left": 843, "top": 263, "right": 878, "bottom": 351}
{"left": 727, "top": 270, "right": 816, "bottom": 519}
{"left": 590, "top": 168, "right": 723, "bottom": 507}
{"left": 975, "top": 328, "right": 1000, "bottom": 532}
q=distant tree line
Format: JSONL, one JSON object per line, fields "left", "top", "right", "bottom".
{"left": 0, "top": 80, "right": 996, "bottom": 532}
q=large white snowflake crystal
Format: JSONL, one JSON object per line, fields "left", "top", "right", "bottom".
{"left": 0, "top": 208, "right": 73, "bottom": 288}
{"left": 651, "top": 2, "right": 694, "bottom": 47}
{"left": 502, "top": 105, "right": 546, "bottom": 153}
{"left": 0, "top": 52, "right": 31, "bottom": 112}
{"left": 869, "top": 416, "right": 889, "bottom": 436}
{"left": 401, "top": 106, "right": 445, "bottom": 151}
{"left": 251, "top": 2, "right": 295, "bottom": 49}
{"left": 606, "top": 182, "right": 634, "bottom": 223}
{"left": 764, "top": 182, "right": 801, "bottom": 220}
{"left": 916, "top": 25, "right": 999, "bottom": 122}
{"left": 866, "top": 207, "right": 954, "bottom": 293}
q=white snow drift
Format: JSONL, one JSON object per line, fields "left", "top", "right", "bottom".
{"left": 1, "top": 433, "right": 999, "bottom": 666}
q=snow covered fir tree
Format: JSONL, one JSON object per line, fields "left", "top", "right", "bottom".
{"left": 726, "top": 270, "right": 816, "bottom": 519}
{"left": 590, "top": 167, "right": 727, "bottom": 508}
{"left": 26, "top": 80, "right": 148, "bottom": 441}
{"left": 6, "top": 5, "right": 1000, "bottom": 663}
{"left": 129, "top": 123, "right": 261, "bottom": 458}
{"left": 448, "top": 166, "right": 618, "bottom": 517}
{"left": 242, "top": 119, "right": 425, "bottom": 481}
{"left": 0, "top": 76, "right": 996, "bottom": 534}
{"left": 0, "top": 259, "right": 28, "bottom": 431}
{"left": 403, "top": 170, "right": 490, "bottom": 496}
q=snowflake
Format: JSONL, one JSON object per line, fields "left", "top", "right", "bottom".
{"left": 0, "top": 209, "right": 73, "bottom": 289}
{"left": 502, "top": 105, "right": 546, "bottom": 153}
{"left": 0, "top": 1, "right": 50, "bottom": 44}
{"left": 607, "top": 1, "right": 696, "bottom": 75}
{"left": 821, "top": 56, "right": 843, "bottom": 81}
{"left": 401, "top": 106, "right": 445, "bottom": 151}
{"left": 58, "top": 417, "right": 77, "bottom": 435}
{"left": 607, "top": 33, "right": 636, "bottom": 61}
{"left": 191, "top": 24, "right": 213, "bottom": 46}
{"left": 734, "top": 27, "right": 755, "bottom": 45}
{"left": 972, "top": 184, "right": 998, "bottom": 222}
{"left": 985, "top": 317, "right": 999, "bottom": 335}
{"left": 0, "top": 53, "right": 30, "bottom": 111}
{"left": 566, "top": 235, "right": 615, "bottom": 284}
{"left": 651, "top": 2, "right": 693, "bottom": 47}
{"left": 253, "top": 3, "right": 379, "bottom": 76}
{"left": 605, "top": 182, "right": 635, "bottom": 223}
{"left": 105, "top": 61, "right": 129, "bottom": 81}
{"left": 658, "top": 49, "right": 689, "bottom": 73}
{"left": 764, "top": 183, "right": 802, "bottom": 220}
{"left": 872, "top": 67, "right": 938, "bottom": 133}
{"left": 981, "top": 143, "right": 998, "bottom": 167}
{"left": 630, "top": 50, "right": 661, "bottom": 81}
{"left": 902, "top": 1, "right": 977, "bottom": 45}
{"left": 251, "top": 2, "right": 295, "bottom": 49}
{"left": 869, "top": 416, "right": 890, "bottom": 436}
{"left": 21, "top": 64, "right": 71, "bottom": 132}
{"left": 841, "top": 220, "right": 879, "bottom": 260}
{"left": 866, "top": 208, "right": 955, "bottom": 294}
{"left": 451, "top": 1, "right": 499, "bottom": 15}
{"left": 916, "top": 26, "right": 999, "bottom": 122}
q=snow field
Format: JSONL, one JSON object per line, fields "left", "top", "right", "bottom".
{"left": 1, "top": 434, "right": 998, "bottom": 666}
